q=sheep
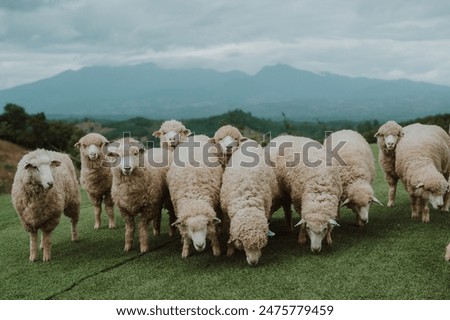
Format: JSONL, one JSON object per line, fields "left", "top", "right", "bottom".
{"left": 108, "top": 137, "right": 168, "bottom": 253}
{"left": 75, "top": 133, "right": 115, "bottom": 229}
{"left": 374, "top": 121, "right": 404, "bottom": 207}
{"left": 324, "top": 130, "right": 383, "bottom": 226}
{"left": 152, "top": 120, "right": 191, "bottom": 149}
{"left": 11, "top": 149, "right": 80, "bottom": 262}
{"left": 395, "top": 123, "right": 450, "bottom": 223}
{"left": 445, "top": 243, "right": 450, "bottom": 261}
{"left": 167, "top": 135, "right": 222, "bottom": 258}
{"left": 220, "top": 140, "right": 280, "bottom": 266}
{"left": 267, "top": 135, "right": 342, "bottom": 253}
{"left": 209, "top": 125, "right": 248, "bottom": 165}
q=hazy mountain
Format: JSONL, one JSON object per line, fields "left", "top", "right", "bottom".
{"left": 1, "top": 63, "right": 449, "bottom": 121}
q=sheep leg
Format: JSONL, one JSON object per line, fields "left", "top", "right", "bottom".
{"left": 123, "top": 214, "right": 135, "bottom": 252}
{"left": 442, "top": 190, "right": 450, "bottom": 212}
{"left": 283, "top": 202, "right": 293, "bottom": 232}
{"left": 138, "top": 216, "right": 150, "bottom": 253}
{"left": 104, "top": 193, "right": 116, "bottom": 229}
{"left": 326, "top": 229, "right": 333, "bottom": 246}
{"left": 386, "top": 174, "right": 398, "bottom": 207}
{"left": 356, "top": 214, "right": 364, "bottom": 227}
{"left": 41, "top": 231, "right": 52, "bottom": 262}
{"left": 419, "top": 198, "right": 430, "bottom": 223}
{"left": 227, "top": 241, "right": 235, "bottom": 256}
{"left": 165, "top": 200, "right": 176, "bottom": 237}
{"left": 89, "top": 194, "right": 102, "bottom": 229}
{"left": 208, "top": 231, "right": 221, "bottom": 257}
{"left": 152, "top": 211, "right": 161, "bottom": 236}
{"left": 64, "top": 202, "right": 79, "bottom": 241}
{"left": 298, "top": 225, "right": 307, "bottom": 246}
{"left": 29, "top": 231, "right": 38, "bottom": 262}
{"left": 410, "top": 195, "right": 420, "bottom": 220}
{"left": 71, "top": 216, "right": 79, "bottom": 242}
{"left": 181, "top": 236, "right": 191, "bottom": 258}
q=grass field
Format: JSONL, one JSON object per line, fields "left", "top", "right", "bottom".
{"left": 0, "top": 145, "right": 449, "bottom": 300}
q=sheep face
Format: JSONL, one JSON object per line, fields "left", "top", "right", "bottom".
{"left": 374, "top": 121, "right": 403, "bottom": 151}
{"left": 414, "top": 180, "right": 449, "bottom": 209}
{"left": 109, "top": 140, "right": 145, "bottom": 176}
{"left": 175, "top": 215, "right": 221, "bottom": 252}
{"left": 23, "top": 157, "right": 61, "bottom": 190}
{"left": 75, "top": 133, "right": 109, "bottom": 161}
{"left": 152, "top": 120, "right": 191, "bottom": 149}
{"left": 296, "top": 218, "right": 339, "bottom": 253}
{"left": 342, "top": 186, "right": 382, "bottom": 225}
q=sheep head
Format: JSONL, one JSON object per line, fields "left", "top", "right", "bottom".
{"left": 209, "top": 125, "right": 248, "bottom": 158}
{"left": 108, "top": 138, "right": 145, "bottom": 176}
{"left": 23, "top": 153, "right": 61, "bottom": 190}
{"left": 172, "top": 215, "right": 221, "bottom": 252}
{"left": 374, "top": 121, "right": 404, "bottom": 152}
{"left": 152, "top": 120, "right": 191, "bottom": 149}
{"left": 74, "top": 133, "right": 109, "bottom": 161}
{"left": 413, "top": 174, "right": 449, "bottom": 210}
{"left": 295, "top": 216, "right": 339, "bottom": 253}
{"left": 341, "top": 182, "right": 383, "bottom": 225}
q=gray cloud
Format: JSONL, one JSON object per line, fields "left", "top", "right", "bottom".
{"left": 1, "top": 0, "right": 450, "bottom": 89}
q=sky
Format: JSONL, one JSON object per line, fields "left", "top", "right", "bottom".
{"left": 1, "top": 0, "right": 450, "bottom": 90}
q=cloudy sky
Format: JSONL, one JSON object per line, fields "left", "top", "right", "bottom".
{"left": 1, "top": 0, "right": 450, "bottom": 89}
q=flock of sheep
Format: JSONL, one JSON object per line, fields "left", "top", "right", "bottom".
{"left": 11, "top": 119, "right": 450, "bottom": 265}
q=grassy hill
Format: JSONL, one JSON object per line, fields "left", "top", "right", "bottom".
{"left": 0, "top": 140, "right": 27, "bottom": 193}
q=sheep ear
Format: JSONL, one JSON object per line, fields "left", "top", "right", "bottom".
{"left": 328, "top": 219, "right": 340, "bottom": 227}
{"left": 340, "top": 198, "right": 351, "bottom": 207}
{"left": 183, "top": 129, "right": 192, "bottom": 137}
{"left": 171, "top": 221, "right": 181, "bottom": 227}
{"left": 152, "top": 130, "right": 161, "bottom": 137}
{"left": 399, "top": 129, "right": 404, "bottom": 137}
{"left": 208, "top": 138, "right": 216, "bottom": 144}
{"left": 213, "top": 217, "right": 221, "bottom": 224}
{"left": 374, "top": 131, "right": 380, "bottom": 138}
{"left": 294, "top": 219, "right": 306, "bottom": 228}
{"left": 24, "top": 162, "right": 34, "bottom": 170}
{"left": 74, "top": 141, "right": 81, "bottom": 148}
{"left": 268, "top": 229, "right": 276, "bottom": 237}
{"left": 371, "top": 196, "right": 383, "bottom": 206}
{"left": 51, "top": 160, "right": 61, "bottom": 167}
{"left": 240, "top": 137, "right": 248, "bottom": 143}
{"left": 415, "top": 182, "right": 425, "bottom": 189}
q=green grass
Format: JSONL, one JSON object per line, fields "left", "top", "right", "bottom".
{"left": 0, "top": 145, "right": 449, "bottom": 300}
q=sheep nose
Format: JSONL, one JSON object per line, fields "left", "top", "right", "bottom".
{"left": 194, "top": 243, "right": 206, "bottom": 252}
{"left": 311, "top": 248, "right": 321, "bottom": 254}
{"left": 47, "top": 181, "right": 54, "bottom": 188}
{"left": 248, "top": 260, "right": 258, "bottom": 266}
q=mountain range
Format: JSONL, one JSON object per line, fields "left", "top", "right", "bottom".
{"left": 1, "top": 63, "right": 449, "bottom": 121}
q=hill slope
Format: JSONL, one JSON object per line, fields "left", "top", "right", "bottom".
{"left": 0, "top": 140, "right": 27, "bottom": 193}
{"left": 1, "top": 63, "right": 450, "bottom": 121}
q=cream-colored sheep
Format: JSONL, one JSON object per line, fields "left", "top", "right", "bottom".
{"left": 210, "top": 125, "right": 248, "bottom": 165}
{"left": 167, "top": 135, "right": 222, "bottom": 258}
{"left": 220, "top": 140, "right": 280, "bottom": 266}
{"left": 152, "top": 120, "right": 191, "bottom": 149}
{"left": 375, "top": 121, "right": 404, "bottom": 207}
{"left": 325, "top": 130, "right": 382, "bottom": 226}
{"left": 445, "top": 243, "right": 450, "bottom": 261}
{"left": 12, "top": 149, "right": 80, "bottom": 261}
{"left": 268, "top": 135, "right": 342, "bottom": 253}
{"left": 109, "top": 137, "right": 167, "bottom": 253}
{"left": 75, "top": 133, "right": 115, "bottom": 229}
{"left": 395, "top": 123, "right": 450, "bottom": 223}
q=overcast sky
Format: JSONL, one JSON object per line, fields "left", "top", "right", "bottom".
{"left": 1, "top": 0, "right": 450, "bottom": 89}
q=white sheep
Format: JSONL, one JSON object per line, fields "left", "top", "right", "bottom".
{"left": 75, "top": 133, "right": 115, "bottom": 229}
{"left": 395, "top": 123, "right": 450, "bottom": 223}
{"left": 210, "top": 125, "right": 248, "bottom": 165}
{"left": 220, "top": 140, "right": 280, "bottom": 266}
{"left": 11, "top": 149, "right": 80, "bottom": 261}
{"left": 108, "top": 137, "right": 168, "bottom": 253}
{"left": 152, "top": 120, "right": 191, "bottom": 149}
{"left": 325, "top": 130, "right": 383, "bottom": 226}
{"left": 374, "top": 121, "right": 404, "bottom": 207}
{"left": 268, "top": 135, "right": 342, "bottom": 253}
{"left": 167, "top": 135, "right": 222, "bottom": 258}
{"left": 445, "top": 243, "right": 450, "bottom": 261}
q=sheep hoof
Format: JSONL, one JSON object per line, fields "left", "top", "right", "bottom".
{"left": 411, "top": 212, "right": 420, "bottom": 220}
{"left": 387, "top": 200, "right": 395, "bottom": 207}
{"left": 213, "top": 248, "right": 221, "bottom": 257}
{"left": 181, "top": 252, "right": 189, "bottom": 258}
{"left": 124, "top": 244, "right": 132, "bottom": 252}
{"left": 94, "top": 224, "right": 100, "bottom": 230}
{"left": 108, "top": 223, "right": 116, "bottom": 229}
{"left": 140, "top": 247, "right": 149, "bottom": 254}
{"left": 153, "top": 229, "right": 160, "bottom": 236}
{"left": 42, "top": 255, "right": 51, "bottom": 262}
{"left": 422, "top": 216, "right": 430, "bottom": 223}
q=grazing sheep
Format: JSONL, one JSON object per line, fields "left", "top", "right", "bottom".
{"left": 268, "top": 135, "right": 342, "bottom": 253}
{"left": 220, "top": 140, "right": 280, "bottom": 266}
{"left": 210, "top": 125, "right": 248, "bottom": 165}
{"left": 374, "top": 121, "right": 404, "bottom": 207}
{"left": 325, "top": 130, "right": 382, "bottom": 226}
{"left": 12, "top": 149, "right": 80, "bottom": 262}
{"left": 445, "top": 243, "right": 450, "bottom": 261}
{"left": 167, "top": 135, "right": 222, "bottom": 258}
{"left": 109, "top": 137, "right": 167, "bottom": 253}
{"left": 75, "top": 133, "right": 115, "bottom": 229}
{"left": 152, "top": 120, "right": 191, "bottom": 149}
{"left": 395, "top": 123, "right": 450, "bottom": 223}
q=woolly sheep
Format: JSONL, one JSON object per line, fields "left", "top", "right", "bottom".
{"left": 12, "top": 149, "right": 80, "bottom": 261}
{"left": 75, "top": 133, "right": 115, "bottom": 229}
{"left": 152, "top": 120, "right": 191, "bottom": 149}
{"left": 210, "top": 125, "right": 248, "bottom": 165}
{"left": 108, "top": 137, "right": 168, "bottom": 252}
{"left": 167, "top": 135, "right": 222, "bottom": 258}
{"left": 220, "top": 140, "right": 280, "bottom": 266}
{"left": 445, "top": 243, "right": 450, "bottom": 261}
{"left": 325, "top": 130, "right": 382, "bottom": 226}
{"left": 375, "top": 121, "right": 404, "bottom": 207}
{"left": 395, "top": 123, "right": 450, "bottom": 223}
{"left": 268, "top": 135, "right": 342, "bottom": 253}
